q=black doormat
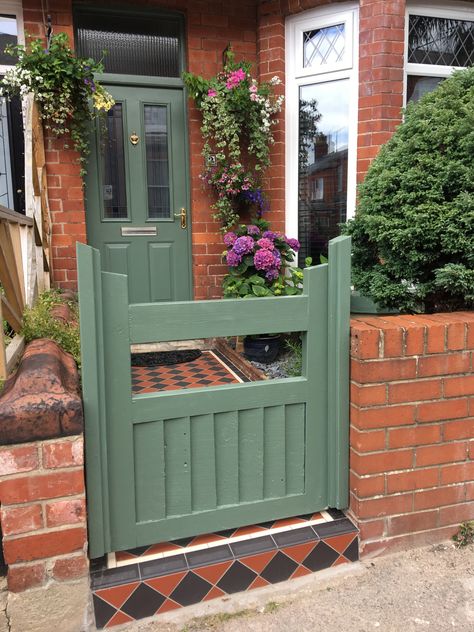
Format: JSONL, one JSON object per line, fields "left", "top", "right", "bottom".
{"left": 131, "top": 350, "right": 202, "bottom": 367}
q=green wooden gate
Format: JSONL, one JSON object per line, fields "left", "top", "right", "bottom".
{"left": 77, "top": 236, "right": 351, "bottom": 558}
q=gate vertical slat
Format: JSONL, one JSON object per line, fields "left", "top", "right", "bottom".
{"left": 327, "top": 236, "right": 352, "bottom": 508}
{"left": 303, "top": 263, "right": 329, "bottom": 509}
{"left": 215, "top": 411, "right": 239, "bottom": 506}
{"left": 238, "top": 408, "right": 264, "bottom": 502}
{"left": 76, "top": 243, "right": 110, "bottom": 559}
{"left": 101, "top": 271, "right": 136, "bottom": 549}
{"left": 190, "top": 414, "right": 217, "bottom": 511}
{"left": 164, "top": 416, "right": 192, "bottom": 516}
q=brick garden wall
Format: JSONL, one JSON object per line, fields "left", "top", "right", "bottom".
{"left": 350, "top": 313, "right": 474, "bottom": 556}
{"left": 0, "top": 434, "right": 87, "bottom": 592}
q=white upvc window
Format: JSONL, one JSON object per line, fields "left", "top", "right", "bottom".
{"left": 0, "top": 2, "right": 24, "bottom": 75}
{"left": 405, "top": 1, "right": 474, "bottom": 103}
{"left": 285, "top": 3, "right": 358, "bottom": 263}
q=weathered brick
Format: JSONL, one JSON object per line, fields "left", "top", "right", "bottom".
{"left": 386, "top": 468, "right": 439, "bottom": 494}
{"left": 52, "top": 554, "right": 88, "bottom": 581}
{"left": 3, "top": 527, "right": 86, "bottom": 564}
{"left": 1, "top": 504, "right": 43, "bottom": 536}
{"left": 46, "top": 498, "right": 86, "bottom": 527}
{"left": 414, "top": 484, "right": 466, "bottom": 511}
{"left": 0, "top": 470, "right": 84, "bottom": 504}
{"left": 42, "top": 437, "right": 84, "bottom": 469}
{"left": 0, "top": 445, "right": 38, "bottom": 476}
{"left": 7, "top": 563, "right": 46, "bottom": 593}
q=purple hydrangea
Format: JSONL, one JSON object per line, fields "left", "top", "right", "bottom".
{"left": 286, "top": 237, "right": 300, "bottom": 252}
{"left": 233, "top": 235, "right": 255, "bottom": 256}
{"left": 226, "top": 250, "right": 242, "bottom": 267}
{"left": 223, "top": 231, "right": 237, "bottom": 247}
{"left": 262, "top": 230, "right": 280, "bottom": 241}
{"left": 257, "top": 237, "right": 275, "bottom": 251}
{"left": 254, "top": 248, "right": 276, "bottom": 271}
{"left": 273, "top": 251, "right": 282, "bottom": 268}
{"left": 265, "top": 268, "right": 279, "bottom": 281}
{"left": 247, "top": 225, "right": 260, "bottom": 236}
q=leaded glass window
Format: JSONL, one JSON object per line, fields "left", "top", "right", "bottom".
{"left": 303, "top": 24, "right": 345, "bottom": 68}
{"left": 408, "top": 14, "right": 474, "bottom": 67}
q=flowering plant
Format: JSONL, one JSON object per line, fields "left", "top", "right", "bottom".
{"left": 1, "top": 33, "right": 114, "bottom": 174}
{"left": 183, "top": 50, "right": 283, "bottom": 230}
{"left": 222, "top": 219, "right": 311, "bottom": 298}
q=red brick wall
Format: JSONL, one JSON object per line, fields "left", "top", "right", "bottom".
{"left": 0, "top": 434, "right": 87, "bottom": 592}
{"left": 350, "top": 313, "right": 474, "bottom": 557}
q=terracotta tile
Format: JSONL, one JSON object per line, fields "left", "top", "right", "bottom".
{"left": 191, "top": 533, "right": 226, "bottom": 546}
{"left": 271, "top": 517, "right": 306, "bottom": 529}
{"left": 203, "top": 586, "right": 227, "bottom": 601}
{"left": 291, "top": 565, "right": 312, "bottom": 579}
{"left": 249, "top": 576, "right": 270, "bottom": 590}
{"left": 233, "top": 525, "right": 267, "bottom": 537}
{"left": 156, "top": 598, "right": 182, "bottom": 614}
{"left": 240, "top": 551, "right": 277, "bottom": 574}
{"left": 105, "top": 611, "right": 134, "bottom": 627}
{"left": 283, "top": 542, "right": 318, "bottom": 565}
{"left": 193, "top": 561, "right": 233, "bottom": 585}
{"left": 325, "top": 533, "right": 356, "bottom": 555}
{"left": 96, "top": 582, "right": 139, "bottom": 609}
{"left": 146, "top": 542, "right": 183, "bottom": 556}
{"left": 145, "top": 572, "right": 187, "bottom": 597}
{"left": 332, "top": 556, "right": 349, "bottom": 567}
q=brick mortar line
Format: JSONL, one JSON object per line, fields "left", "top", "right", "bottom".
{"left": 8, "top": 550, "right": 87, "bottom": 569}
{"left": 1, "top": 492, "right": 86, "bottom": 511}
{"left": 350, "top": 422, "right": 473, "bottom": 435}
{"left": 0, "top": 464, "right": 84, "bottom": 482}
{"left": 4, "top": 523, "right": 87, "bottom": 543}
{"left": 351, "top": 440, "right": 469, "bottom": 457}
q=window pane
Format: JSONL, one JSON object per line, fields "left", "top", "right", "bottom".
{"left": 407, "top": 75, "right": 444, "bottom": 103}
{"left": 101, "top": 103, "right": 128, "bottom": 219}
{"left": 0, "top": 15, "right": 17, "bottom": 66}
{"left": 76, "top": 12, "right": 181, "bottom": 77}
{"left": 408, "top": 14, "right": 474, "bottom": 67}
{"left": 303, "top": 24, "right": 345, "bottom": 68}
{"left": 144, "top": 105, "right": 170, "bottom": 219}
{"left": 298, "top": 80, "right": 349, "bottom": 263}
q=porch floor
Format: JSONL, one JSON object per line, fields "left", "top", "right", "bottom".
{"left": 91, "top": 510, "right": 358, "bottom": 629}
{"left": 131, "top": 350, "right": 248, "bottom": 393}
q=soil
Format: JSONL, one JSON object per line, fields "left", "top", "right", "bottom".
{"left": 131, "top": 350, "right": 202, "bottom": 367}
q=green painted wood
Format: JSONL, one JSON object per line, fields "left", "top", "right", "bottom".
{"left": 101, "top": 270, "right": 136, "bottom": 551}
{"left": 134, "top": 421, "right": 165, "bottom": 523}
{"left": 263, "top": 405, "right": 287, "bottom": 499}
{"left": 327, "top": 235, "right": 352, "bottom": 508}
{"left": 76, "top": 244, "right": 110, "bottom": 558}
{"left": 85, "top": 85, "right": 192, "bottom": 303}
{"left": 129, "top": 295, "right": 309, "bottom": 343}
{"left": 238, "top": 408, "right": 264, "bottom": 502}
{"left": 303, "top": 262, "right": 329, "bottom": 511}
{"left": 215, "top": 411, "right": 239, "bottom": 507}
{"left": 190, "top": 414, "right": 217, "bottom": 512}
{"left": 164, "top": 417, "right": 192, "bottom": 516}
{"left": 285, "top": 403, "right": 306, "bottom": 495}
{"left": 132, "top": 379, "right": 307, "bottom": 423}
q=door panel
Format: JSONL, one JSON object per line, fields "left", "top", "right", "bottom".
{"left": 86, "top": 85, "right": 191, "bottom": 303}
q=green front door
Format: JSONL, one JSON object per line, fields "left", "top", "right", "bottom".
{"left": 85, "top": 85, "right": 191, "bottom": 303}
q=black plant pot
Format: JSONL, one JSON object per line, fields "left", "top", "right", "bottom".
{"left": 243, "top": 335, "right": 281, "bottom": 364}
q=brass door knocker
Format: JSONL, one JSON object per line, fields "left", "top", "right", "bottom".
{"left": 130, "top": 131, "right": 139, "bottom": 145}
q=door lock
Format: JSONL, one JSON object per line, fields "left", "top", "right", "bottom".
{"left": 129, "top": 131, "right": 139, "bottom": 145}
{"left": 174, "top": 207, "right": 187, "bottom": 229}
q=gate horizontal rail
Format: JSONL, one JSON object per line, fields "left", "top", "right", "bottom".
{"left": 77, "top": 235, "right": 351, "bottom": 558}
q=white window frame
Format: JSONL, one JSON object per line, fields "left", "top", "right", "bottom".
{"left": 285, "top": 2, "right": 359, "bottom": 240}
{"left": 0, "top": 1, "right": 25, "bottom": 75}
{"left": 404, "top": 1, "right": 474, "bottom": 103}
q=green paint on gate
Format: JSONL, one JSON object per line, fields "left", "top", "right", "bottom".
{"left": 77, "top": 236, "right": 352, "bottom": 558}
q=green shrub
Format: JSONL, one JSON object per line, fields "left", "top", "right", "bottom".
{"left": 21, "top": 290, "right": 81, "bottom": 368}
{"left": 344, "top": 68, "right": 474, "bottom": 313}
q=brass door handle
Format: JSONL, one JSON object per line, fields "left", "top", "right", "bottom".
{"left": 174, "top": 207, "right": 187, "bottom": 229}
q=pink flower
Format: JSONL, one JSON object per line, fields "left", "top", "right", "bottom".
{"left": 226, "top": 250, "right": 242, "bottom": 267}
{"left": 226, "top": 68, "right": 246, "bottom": 89}
{"left": 223, "top": 231, "right": 237, "bottom": 247}
{"left": 207, "top": 89, "right": 217, "bottom": 98}
{"left": 257, "top": 237, "right": 275, "bottom": 251}
{"left": 250, "top": 93, "right": 259, "bottom": 102}
{"left": 254, "top": 248, "right": 276, "bottom": 271}
{"left": 249, "top": 84, "right": 258, "bottom": 93}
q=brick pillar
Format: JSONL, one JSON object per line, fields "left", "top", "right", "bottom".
{"left": 0, "top": 435, "right": 87, "bottom": 592}
{"left": 350, "top": 313, "right": 474, "bottom": 556}
{"left": 357, "top": 0, "right": 406, "bottom": 182}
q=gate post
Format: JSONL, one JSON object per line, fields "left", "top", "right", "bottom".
{"left": 77, "top": 243, "right": 110, "bottom": 558}
{"left": 327, "top": 235, "right": 352, "bottom": 508}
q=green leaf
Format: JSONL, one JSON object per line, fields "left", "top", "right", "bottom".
{"left": 252, "top": 285, "right": 270, "bottom": 297}
{"left": 248, "top": 274, "right": 265, "bottom": 286}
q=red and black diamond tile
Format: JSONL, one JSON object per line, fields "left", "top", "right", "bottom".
{"left": 91, "top": 512, "right": 358, "bottom": 628}
{"left": 132, "top": 351, "right": 243, "bottom": 394}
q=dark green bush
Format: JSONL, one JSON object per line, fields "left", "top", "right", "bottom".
{"left": 344, "top": 68, "right": 474, "bottom": 313}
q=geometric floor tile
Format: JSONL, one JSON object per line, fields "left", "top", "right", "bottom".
{"left": 91, "top": 512, "right": 358, "bottom": 628}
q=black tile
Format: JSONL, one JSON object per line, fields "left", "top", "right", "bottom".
{"left": 170, "top": 571, "right": 212, "bottom": 606}
{"left": 91, "top": 564, "right": 140, "bottom": 590}
{"left": 216, "top": 528, "right": 237, "bottom": 538}
{"left": 139, "top": 554, "right": 187, "bottom": 579}
{"left": 127, "top": 545, "right": 151, "bottom": 557}
{"left": 260, "top": 551, "right": 298, "bottom": 584}
{"left": 93, "top": 595, "right": 117, "bottom": 629}
{"left": 272, "top": 527, "right": 317, "bottom": 548}
{"left": 314, "top": 518, "right": 358, "bottom": 540}
{"left": 303, "top": 540, "right": 339, "bottom": 572}
{"left": 343, "top": 536, "right": 359, "bottom": 562}
{"left": 258, "top": 521, "right": 275, "bottom": 529}
{"left": 121, "top": 583, "right": 165, "bottom": 619}
{"left": 186, "top": 544, "right": 233, "bottom": 569}
{"left": 230, "top": 536, "right": 276, "bottom": 557}
{"left": 327, "top": 508, "right": 346, "bottom": 520}
{"left": 217, "top": 561, "right": 257, "bottom": 594}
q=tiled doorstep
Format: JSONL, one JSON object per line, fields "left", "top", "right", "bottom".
{"left": 91, "top": 514, "right": 358, "bottom": 629}
{"left": 110, "top": 511, "right": 334, "bottom": 569}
